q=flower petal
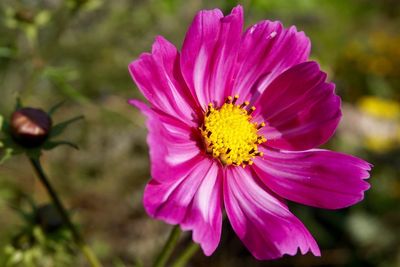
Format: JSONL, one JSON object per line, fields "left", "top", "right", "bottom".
{"left": 181, "top": 6, "right": 243, "bottom": 109}
{"left": 144, "top": 158, "right": 223, "bottom": 255}
{"left": 224, "top": 166, "right": 320, "bottom": 260}
{"left": 255, "top": 61, "right": 341, "bottom": 151}
{"left": 129, "top": 36, "right": 200, "bottom": 126}
{"left": 129, "top": 100, "right": 200, "bottom": 183}
{"left": 234, "top": 21, "right": 310, "bottom": 102}
{"left": 253, "top": 148, "right": 371, "bottom": 209}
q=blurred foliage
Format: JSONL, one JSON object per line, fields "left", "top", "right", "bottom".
{"left": 0, "top": 0, "right": 399, "bottom": 266}
{"left": 3, "top": 201, "right": 74, "bottom": 267}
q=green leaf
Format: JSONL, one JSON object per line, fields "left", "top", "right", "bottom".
{"left": 43, "top": 140, "right": 79, "bottom": 150}
{"left": 0, "top": 132, "right": 25, "bottom": 164}
{"left": 0, "top": 147, "right": 14, "bottom": 164}
{"left": 49, "top": 115, "right": 84, "bottom": 138}
{"left": 15, "top": 97, "right": 23, "bottom": 110}
{"left": 48, "top": 100, "right": 66, "bottom": 116}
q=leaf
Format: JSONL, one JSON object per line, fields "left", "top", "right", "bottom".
{"left": 49, "top": 115, "right": 84, "bottom": 138}
{"left": 43, "top": 140, "right": 79, "bottom": 150}
{"left": 0, "top": 147, "right": 13, "bottom": 164}
{"left": 15, "top": 97, "right": 23, "bottom": 110}
{"left": 0, "top": 134, "right": 24, "bottom": 164}
{"left": 48, "top": 100, "right": 66, "bottom": 116}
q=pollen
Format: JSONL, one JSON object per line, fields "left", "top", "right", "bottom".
{"left": 200, "top": 95, "right": 266, "bottom": 167}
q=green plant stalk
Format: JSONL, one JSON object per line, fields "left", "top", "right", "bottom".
{"left": 153, "top": 225, "right": 181, "bottom": 267}
{"left": 29, "top": 157, "right": 103, "bottom": 267}
{"left": 171, "top": 242, "right": 199, "bottom": 267}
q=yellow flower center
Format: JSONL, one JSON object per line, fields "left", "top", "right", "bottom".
{"left": 200, "top": 95, "right": 266, "bottom": 167}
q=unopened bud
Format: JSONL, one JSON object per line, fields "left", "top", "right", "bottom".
{"left": 10, "top": 108, "right": 52, "bottom": 148}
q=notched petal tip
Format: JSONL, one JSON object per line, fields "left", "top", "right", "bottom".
{"left": 223, "top": 4, "right": 243, "bottom": 22}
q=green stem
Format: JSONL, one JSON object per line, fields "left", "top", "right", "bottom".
{"left": 29, "top": 157, "right": 103, "bottom": 267}
{"left": 153, "top": 225, "right": 181, "bottom": 267}
{"left": 171, "top": 242, "right": 199, "bottom": 267}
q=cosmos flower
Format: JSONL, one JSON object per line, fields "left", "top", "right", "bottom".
{"left": 128, "top": 5, "right": 371, "bottom": 260}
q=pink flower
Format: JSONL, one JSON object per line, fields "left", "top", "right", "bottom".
{"left": 128, "top": 5, "right": 371, "bottom": 260}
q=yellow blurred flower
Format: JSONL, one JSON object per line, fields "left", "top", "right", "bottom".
{"left": 357, "top": 96, "right": 400, "bottom": 152}
{"left": 358, "top": 96, "right": 400, "bottom": 120}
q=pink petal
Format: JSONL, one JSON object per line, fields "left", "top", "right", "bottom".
{"left": 144, "top": 158, "right": 223, "bottom": 255}
{"left": 255, "top": 61, "right": 341, "bottom": 151}
{"left": 129, "top": 100, "right": 200, "bottom": 183}
{"left": 181, "top": 6, "right": 243, "bottom": 109}
{"left": 129, "top": 36, "right": 200, "bottom": 126}
{"left": 233, "top": 21, "right": 310, "bottom": 103}
{"left": 253, "top": 148, "right": 371, "bottom": 209}
{"left": 224, "top": 166, "right": 320, "bottom": 260}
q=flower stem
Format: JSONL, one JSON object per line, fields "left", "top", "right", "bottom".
{"left": 29, "top": 157, "right": 103, "bottom": 267}
{"left": 171, "top": 242, "right": 199, "bottom": 267}
{"left": 153, "top": 225, "right": 181, "bottom": 267}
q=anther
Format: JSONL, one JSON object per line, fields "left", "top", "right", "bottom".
{"left": 225, "top": 96, "right": 232, "bottom": 104}
{"left": 255, "top": 151, "right": 264, "bottom": 157}
{"left": 248, "top": 106, "right": 256, "bottom": 115}
{"left": 240, "top": 101, "right": 249, "bottom": 108}
{"left": 257, "top": 136, "right": 266, "bottom": 144}
{"left": 257, "top": 122, "right": 266, "bottom": 130}
{"left": 201, "top": 98, "right": 266, "bottom": 168}
{"left": 232, "top": 95, "right": 239, "bottom": 104}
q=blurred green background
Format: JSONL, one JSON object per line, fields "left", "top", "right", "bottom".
{"left": 0, "top": 0, "right": 399, "bottom": 266}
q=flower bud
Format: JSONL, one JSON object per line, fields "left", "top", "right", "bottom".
{"left": 10, "top": 108, "right": 52, "bottom": 148}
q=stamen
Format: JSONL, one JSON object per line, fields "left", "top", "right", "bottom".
{"left": 248, "top": 106, "right": 256, "bottom": 115}
{"left": 200, "top": 96, "right": 266, "bottom": 167}
{"left": 257, "top": 136, "right": 267, "bottom": 144}
{"left": 257, "top": 122, "right": 266, "bottom": 130}
{"left": 232, "top": 95, "right": 239, "bottom": 104}
{"left": 240, "top": 101, "right": 249, "bottom": 108}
